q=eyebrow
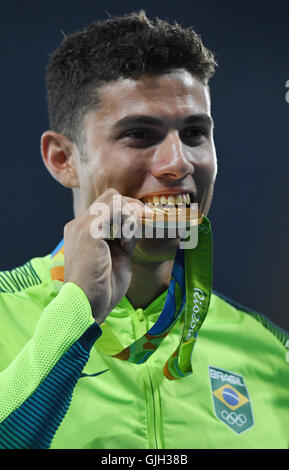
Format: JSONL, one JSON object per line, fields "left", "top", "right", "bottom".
{"left": 112, "top": 114, "right": 214, "bottom": 130}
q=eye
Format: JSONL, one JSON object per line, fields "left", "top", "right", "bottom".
{"left": 122, "top": 129, "right": 155, "bottom": 139}
{"left": 120, "top": 129, "right": 159, "bottom": 147}
{"left": 180, "top": 127, "right": 207, "bottom": 145}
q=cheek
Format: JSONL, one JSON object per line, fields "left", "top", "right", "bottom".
{"left": 203, "top": 155, "right": 217, "bottom": 181}
{"left": 192, "top": 146, "right": 217, "bottom": 181}
{"left": 88, "top": 153, "right": 148, "bottom": 196}
{"left": 192, "top": 150, "right": 217, "bottom": 208}
{"left": 112, "top": 161, "right": 148, "bottom": 195}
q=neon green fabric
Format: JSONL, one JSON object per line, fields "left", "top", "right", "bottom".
{"left": 0, "top": 251, "right": 288, "bottom": 449}
{"left": 0, "top": 279, "right": 95, "bottom": 423}
{"left": 49, "top": 216, "right": 213, "bottom": 380}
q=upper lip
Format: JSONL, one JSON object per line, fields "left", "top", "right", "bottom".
{"left": 139, "top": 190, "right": 195, "bottom": 201}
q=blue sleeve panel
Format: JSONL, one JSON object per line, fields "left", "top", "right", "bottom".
{"left": 0, "top": 322, "right": 102, "bottom": 449}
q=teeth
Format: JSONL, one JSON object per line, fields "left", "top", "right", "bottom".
{"left": 167, "top": 195, "right": 176, "bottom": 205}
{"left": 143, "top": 193, "right": 191, "bottom": 205}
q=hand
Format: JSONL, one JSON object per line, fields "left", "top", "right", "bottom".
{"left": 63, "top": 188, "right": 153, "bottom": 324}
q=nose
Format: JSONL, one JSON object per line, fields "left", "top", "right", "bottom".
{"left": 150, "top": 131, "right": 194, "bottom": 179}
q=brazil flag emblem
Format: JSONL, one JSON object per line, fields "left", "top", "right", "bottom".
{"left": 208, "top": 366, "right": 254, "bottom": 434}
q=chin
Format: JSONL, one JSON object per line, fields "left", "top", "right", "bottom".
{"left": 132, "top": 237, "right": 180, "bottom": 263}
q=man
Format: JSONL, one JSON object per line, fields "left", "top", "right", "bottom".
{"left": 0, "top": 11, "right": 288, "bottom": 449}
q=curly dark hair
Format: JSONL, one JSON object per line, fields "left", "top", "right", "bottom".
{"left": 45, "top": 10, "right": 217, "bottom": 146}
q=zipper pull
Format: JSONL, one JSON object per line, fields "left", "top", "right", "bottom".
{"left": 136, "top": 308, "right": 145, "bottom": 322}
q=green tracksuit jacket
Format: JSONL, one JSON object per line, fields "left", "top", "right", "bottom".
{"left": 0, "top": 242, "right": 288, "bottom": 449}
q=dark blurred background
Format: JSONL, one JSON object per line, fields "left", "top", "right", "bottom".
{"left": 0, "top": 0, "right": 288, "bottom": 330}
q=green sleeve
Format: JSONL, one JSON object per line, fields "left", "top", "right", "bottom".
{"left": 0, "top": 282, "right": 102, "bottom": 449}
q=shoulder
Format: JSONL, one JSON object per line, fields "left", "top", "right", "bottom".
{"left": 0, "top": 253, "right": 56, "bottom": 306}
{"left": 0, "top": 256, "right": 47, "bottom": 293}
{"left": 209, "top": 290, "right": 289, "bottom": 349}
{"left": 0, "top": 253, "right": 56, "bottom": 365}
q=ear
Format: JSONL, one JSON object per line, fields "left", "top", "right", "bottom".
{"left": 40, "top": 131, "right": 80, "bottom": 188}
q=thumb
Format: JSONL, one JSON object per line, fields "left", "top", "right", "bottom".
{"left": 120, "top": 235, "right": 138, "bottom": 256}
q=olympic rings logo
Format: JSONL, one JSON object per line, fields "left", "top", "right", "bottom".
{"left": 221, "top": 410, "right": 247, "bottom": 427}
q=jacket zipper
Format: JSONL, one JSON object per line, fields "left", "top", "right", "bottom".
{"left": 134, "top": 308, "right": 163, "bottom": 449}
{"left": 145, "top": 362, "right": 164, "bottom": 449}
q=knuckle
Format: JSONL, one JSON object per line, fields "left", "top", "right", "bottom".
{"left": 64, "top": 218, "right": 78, "bottom": 236}
{"left": 64, "top": 220, "right": 73, "bottom": 233}
{"left": 105, "top": 187, "right": 119, "bottom": 197}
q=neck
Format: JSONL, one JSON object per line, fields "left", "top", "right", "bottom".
{"left": 126, "top": 243, "right": 178, "bottom": 310}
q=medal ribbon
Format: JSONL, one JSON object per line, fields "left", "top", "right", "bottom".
{"left": 50, "top": 216, "right": 212, "bottom": 380}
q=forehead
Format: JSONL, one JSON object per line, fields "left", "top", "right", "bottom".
{"left": 93, "top": 69, "right": 211, "bottom": 123}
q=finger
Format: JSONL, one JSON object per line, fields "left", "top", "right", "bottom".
{"left": 120, "top": 234, "right": 139, "bottom": 255}
{"left": 90, "top": 193, "right": 154, "bottom": 241}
